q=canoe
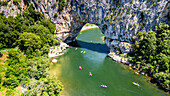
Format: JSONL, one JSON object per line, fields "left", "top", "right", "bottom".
{"left": 132, "top": 82, "right": 140, "bottom": 86}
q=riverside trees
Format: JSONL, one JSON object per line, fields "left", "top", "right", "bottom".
{"left": 0, "top": 4, "right": 62, "bottom": 96}
{"left": 129, "top": 23, "right": 170, "bottom": 90}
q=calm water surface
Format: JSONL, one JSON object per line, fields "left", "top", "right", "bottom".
{"left": 50, "top": 28, "right": 168, "bottom": 96}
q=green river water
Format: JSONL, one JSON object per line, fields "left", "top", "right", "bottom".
{"left": 50, "top": 28, "right": 168, "bottom": 96}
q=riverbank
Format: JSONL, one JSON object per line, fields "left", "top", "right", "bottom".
{"left": 108, "top": 52, "right": 170, "bottom": 93}
{"left": 108, "top": 52, "right": 149, "bottom": 76}
{"left": 80, "top": 25, "right": 99, "bottom": 32}
{"left": 48, "top": 42, "right": 69, "bottom": 58}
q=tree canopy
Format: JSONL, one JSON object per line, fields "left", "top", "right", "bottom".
{"left": 129, "top": 23, "right": 170, "bottom": 89}
{"left": 18, "top": 32, "right": 42, "bottom": 53}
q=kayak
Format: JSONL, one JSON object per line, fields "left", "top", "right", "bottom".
{"left": 79, "top": 66, "right": 82, "bottom": 70}
{"left": 89, "top": 72, "right": 92, "bottom": 76}
{"left": 101, "top": 85, "right": 107, "bottom": 88}
{"left": 132, "top": 82, "right": 140, "bottom": 87}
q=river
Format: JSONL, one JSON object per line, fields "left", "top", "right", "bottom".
{"left": 49, "top": 28, "right": 168, "bottom": 96}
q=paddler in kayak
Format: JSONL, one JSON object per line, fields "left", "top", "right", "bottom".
{"left": 79, "top": 66, "right": 82, "bottom": 70}
{"left": 132, "top": 82, "right": 140, "bottom": 87}
{"left": 101, "top": 85, "right": 107, "bottom": 88}
{"left": 89, "top": 72, "right": 92, "bottom": 76}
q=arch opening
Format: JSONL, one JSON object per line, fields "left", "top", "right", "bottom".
{"left": 67, "top": 23, "right": 110, "bottom": 54}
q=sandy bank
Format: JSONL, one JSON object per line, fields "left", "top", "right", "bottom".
{"left": 80, "top": 25, "right": 99, "bottom": 32}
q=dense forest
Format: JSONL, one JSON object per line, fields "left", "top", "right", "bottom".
{"left": 129, "top": 23, "right": 170, "bottom": 90}
{"left": 0, "top": 4, "right": 62, "bottom": 96}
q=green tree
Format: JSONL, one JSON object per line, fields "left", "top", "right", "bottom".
{"left": 156, "top": 23, "right": 170, "bottom": 40}
{"left": 28, "top": 24, "right": 60, "bottom": 46}
{"left": 28, "top": 25, "right": 50, "bottom": 44}
{"left": 156, "top": 23, "right": 170, "bottom": 55}
{"left": 132, "top": 31, "right": 157, "bottom": 67}
{"left": 3, "top": 75, "right": 19, "bottom": 89}
{"left": 18, "top": 32, "right": 42, "bottom": 53}
{"left": 40, "top": 19, "right": 56, "bottom": 34}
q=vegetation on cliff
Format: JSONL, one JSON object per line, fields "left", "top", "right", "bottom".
{"left": 0, "top": 4, "right": 62, "bottom": 96}
{"left": 129, "top": 23, "right": 170, "bottom": 90}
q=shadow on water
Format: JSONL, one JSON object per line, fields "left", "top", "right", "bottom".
{"left": 67, "top": 40, "right": 110, "bottom": 54}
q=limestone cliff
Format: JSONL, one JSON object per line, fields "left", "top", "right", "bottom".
{"left": 1, "top": 0, "right": 169, "bottom": 53}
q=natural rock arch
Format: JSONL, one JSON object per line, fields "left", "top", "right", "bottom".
{"left": 2, "top": 0, "right": 168, "bottom": 53}
{"left": 52, "top": 0, "right": 169, "bottom": 53}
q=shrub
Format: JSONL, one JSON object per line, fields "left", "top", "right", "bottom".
{"left": 54, "top": 13, "right": 58, "bottom": 17}
{"left": 116, "top": 50, "right": 120, "bottom": 55}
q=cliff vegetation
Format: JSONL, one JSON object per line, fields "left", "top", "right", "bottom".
{"left": 129, "top": 23, "right": 170, "bottom": 91}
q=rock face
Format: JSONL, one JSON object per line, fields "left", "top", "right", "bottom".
{"left": 1, "top": 0, "right": 169, "bottom": 53}
{"left": 0, "top": 0, "right": 20, "bottom": 18}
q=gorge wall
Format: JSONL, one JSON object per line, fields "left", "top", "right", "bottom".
{"left": 1, "top": 0, "right": 169, "bottom": 53}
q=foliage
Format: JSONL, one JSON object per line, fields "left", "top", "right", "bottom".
{"left": 58, "top": 0, "right": 66, "bottom": 11}
{"left": 2, "top": 49, "right": 60, "bottom": 94}
{"left": 0, "top": 4, "right": 60, "bottom": 52}
{"left": 13, "top": 0, "right": 21, "bottom": 5}
{"left": 85, "top": 23, "right": 95, "bottom": 26}
{"left": 3, "top": 50, "right": 28, "bottom": 89}
{"left": 0, "top": 22, "right": 18, "bottom": 48}
{"left": 40, "top": 19, "right": 56, "bottom": 34}
{"left": 5, "top": 89, "right": 21, "bottom": 96}
{"left": 3, "top": 75, "right": 19, "bottom": 89}
{"left": 54, "top": 13, "right": 58, "bottom": 18}
{"left": 116, "top": 50, "right": 120, "bottom": 55}
{"left": 22, "top": 77, "right": 63, "bottom": 96}
{"left": 0, "top": 1, "right": 8, "bottom": 6}
{"left": 0, "top": 4, "right": 62, "bottom": 95}
{"left": 26, "top": 56, "right": 50, "bottom": 80}
{"left": 129, "top": 23, "right": 170, "bottom": 88}
{"left": 27, "top": 24, "right": 59, "bottom": 46}
{"left": 0, "top": 75, "right": 1, "bottom": 83}
{"left": 17, "top": 32, "right": 42, "bottom": 55}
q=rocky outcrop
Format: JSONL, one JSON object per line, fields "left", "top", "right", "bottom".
{"left": 48, "top": 42, "right": 69, "bottom": 58}
{"left": 0, "top": 0, "right": 20, "bottom": 18}
{"left": 1, "top": 0, "right": 169, "bottom": 53}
